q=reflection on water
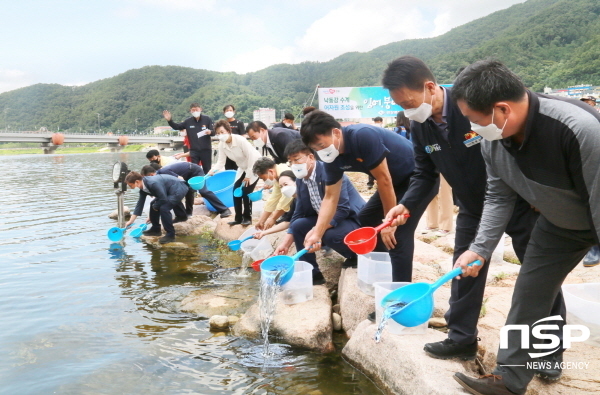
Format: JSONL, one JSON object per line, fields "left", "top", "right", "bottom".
{"left": 0, "top": 152, "right": 380, "bottom": 395}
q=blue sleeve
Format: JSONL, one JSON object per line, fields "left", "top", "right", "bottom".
{"left": 323, "top": 161, "right": 344, "bottom": 186}
{"left": 148, "top": 180, "right": 169, "bottom": 208}
{"left": 158, "top": 169, "right": 179, "bottom": 178}
{"left": 133, "top": 191, "right": 147, "bottom": 216}
{"left": 330, "top": 175, "right": 353, "bottom": 227}
{"left": 289, "top": 180, "right": 304, "bottom": 228}
{"left": 353, "top": 127, "right": 389, "bottom": 171}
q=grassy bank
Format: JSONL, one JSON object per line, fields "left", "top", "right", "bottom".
{"left": 0, "top": 145, "right": 146, "bottom": 155}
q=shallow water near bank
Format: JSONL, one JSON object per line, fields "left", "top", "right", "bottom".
{"left": 0, "top": 152, "right": 380, "bottom": 395}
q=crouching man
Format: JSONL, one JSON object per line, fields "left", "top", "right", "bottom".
{"left": 273, "top": 140, "right": 365, "bottom": 284}
{"left": 125, "top": 171, "right": 188, "bottom": 244}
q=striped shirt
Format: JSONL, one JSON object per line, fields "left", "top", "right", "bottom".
{"left": 302, "top": 168, "right": 322, "bottom": 213}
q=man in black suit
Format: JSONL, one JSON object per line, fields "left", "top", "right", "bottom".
{"left": 246, "top": 121, "right": 300, "bottom": 164}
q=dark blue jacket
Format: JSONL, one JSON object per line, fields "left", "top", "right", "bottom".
{"left": 132, "top": 174, "right": 189, "bottom": 216}
{"left": 291, "top": 161, "right": 365, "bottom": 228}
{"left": 168, "top": 114, "right": 214, "bottom": 151}
{"left": 157, "top": 162, "right": 204, "bottom": 180}
{"left": 262, "top": 127, "right": 301, "bottom": 164}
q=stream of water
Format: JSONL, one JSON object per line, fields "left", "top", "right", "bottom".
{"left": 0, "top": 152, "right": 381, "bottom": 395}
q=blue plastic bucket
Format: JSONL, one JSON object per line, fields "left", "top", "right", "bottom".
{"left": 204, "top": 170, "right": 236, "bottom": 212}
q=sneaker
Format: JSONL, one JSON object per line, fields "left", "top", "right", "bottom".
{"left": 142, "top": 227, "right": 161, "bottom": 236}
{"left": 583, "top": 246, "right": 600, "bottom": 267}
{"left": 219, "top": 209, "right": 232, "bottom": 218}
{"left": 367, "top": 311, "right": 376, "bottom": 323}
{"left": 342, "top": 256, "right": 358, "bottom": 268}
{"left": 421, "top": 227, "right": 437, "bottom": 234}
{"left": 227, "top": 220, "right": 241, "bottom": 226}
{"left": 535, "top": 353, "right": 563, "bottom": 381}
{"left": 173, "top": 216, "right": 188, "bottom": 224}
{"left": 453, "top": 372, "right": 517, "bottom": 395}
{"left": 241, "top": 219, "right": 252, "bottom": 226}
{"left": 435, "top": 229, "right": 451, "bottom": 237}
{"left": 424, "top": 337, "right": 478, "bottom": 361}
{"left": 313, "top": 271, "right": 325, "bottom": 285}
{"left": 159, "top": 234, "right": 175, "bottom": 244}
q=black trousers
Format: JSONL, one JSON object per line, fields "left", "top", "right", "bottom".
{"left": 190, "top": 149, "right": 212, "bottom": 174}
{"left": 185, "top": 166, "right": 228, "bottom": 214}
{"left": 445, "top": 196, "right": 548, "bottom": 345}
{"left": 149, "top": 198, "right": 187, "bottom": 237}
{"left": 233, "top": 172, "right": 258, "bottom": 222}
{"left": 225, "top": 157, "right": 238, "bottom": 171}
{"left": 493, "top": 215, "right": 595, "bottom": 395}
{"left": 358, "top": 176, "right": 438, "bottom": 282}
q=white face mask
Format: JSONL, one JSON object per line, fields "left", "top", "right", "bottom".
{"left": 253, "top": 137, "right": 265, "bottom": 149}
{"left": 224, "top": 111, "right": 234, "bottom": 118}
{"left": 316, "top": 134, "right": 340, "bottom": 163}
{"left": 263, "top": 178, "right": 274, "bottom": 187}
{"left": 291, "top": 162, "right": 309, "bottom": 179}
{"left": 281, "top": 184, "right": 296, "bottom": 198}
{"left": 404, "top": 84, "right": 433, "bottom": 123}
{"left": 191, "top": 111, "right": 201, "bottom": 118}
{"left": 470, "top": 108, "right": 507, "bottom": 141}
{"left": 284, "top": 122, "right": 292, "bottom": 127}
{"left": 218, "top": 133, "right": 230, "bottom": 142}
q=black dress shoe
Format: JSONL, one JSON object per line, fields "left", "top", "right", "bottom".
{"left": 367, "top": 311, "right": 376, "bottom": 322}
{"left": 454, "top": 373, "right": 518, "bottom": 395}
{"left": 241, "top": 219, "right": 252, "bottom": 226}
{"left": 312, "top": 271, "right": 325, "bottom": 285}
{"left": 219, "top": 209, "right": 232, "bottom": 218}
{"left": 142, "top": 228, "right": 161, "bottom": 236}
{"left": 367, "top": 183, "right": 374, "bottom": 189}
{"left": 424, "top": 337, "right": 478, "bottom": 361}
{"left": 342, "top": 256, "right": 358, "bottom": 268}
{"left": 159, "top": 234, "right": 175, "bottom": 244}
{"left": 173, "top": 216, "right": 188, "bottom": 223}
{"left": 227, "top": 220, "right": 241, "bottom": 226}
{"left": 535, "top": 352, "right": 563, "bottom": 381}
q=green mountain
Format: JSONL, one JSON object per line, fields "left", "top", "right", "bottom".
{"left": 1, "top": 0, "right": 599, "bottom": 133}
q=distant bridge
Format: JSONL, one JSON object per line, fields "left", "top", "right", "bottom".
{"left": 0, "top": 132, "right": 185, "bottom": 154}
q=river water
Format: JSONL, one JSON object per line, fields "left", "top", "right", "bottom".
{"left": 0, "top": 152, "right": 380, "bottom": 395}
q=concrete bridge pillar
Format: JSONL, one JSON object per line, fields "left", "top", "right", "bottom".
{"left": 171, "top": 141, "right": 184, "bottom": 150}
{"left": 41, "top": 143, "right": 58, "bottom": 154}
{"left": 157, "top": 143, "right": 171, "bottom": 149}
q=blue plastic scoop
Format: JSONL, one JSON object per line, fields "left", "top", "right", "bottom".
{"left": 188, "top": 175, "right": 211, "bottom": 190}
{"left": 260, "top": 248, "right": 309, "bottom": 286}
{"left": 248, "top": 189, "right": 264, "bottom": 202}
{"left": 233, "top": 185, "right": 244, "bottom": 197}
{"left": 130, "top": 223, "right": 148, "bottom": 238}
{"left": 381, "top": 260, "right": 482, "bottom": 327}
{"left": 107, "top": 224, "right": 133, "bottom": 242}
{"left": 227, "top": 235, "right": 254, "bottom": 251}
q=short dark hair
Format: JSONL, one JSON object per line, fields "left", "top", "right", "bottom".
{"left": 214, "top": 119, "right": 231, "bottom": 133}
{"left": 300, "top": 110, "right": 341, "bottom": 146}
{"left": 302, "top": 106, "right": 316, "bottom": 116}
{"left": 373, "top": 116, "right": 383, "bottom": 122}
{"left": 452, "top": 59, "right": 526, "bottom": 114}
{"left": 246, "top": 121, "right": 268, "bottom": 134}
{"left": 146, "top": 149, "right": 160, "bottom": 159}
{"left": 284, "top": 139, "right": 314, "bottom": 158}
{"left": 284, "top": 113, "right": 295, "bottom": 121}
{"left": 150, "top": 162, "right": 161, "bottom": 170}
{"left": 279, "top": 170, "right": 296, "bottom": 181}
{"left": 125, "top": 171, "right": 143, "bottom": 184}
{"left": 190, "top": 103, "right": 201, "bottom": 109}
{"left": 252, "top": 157, "right": 276, "bottom": 176}
{"left": 223, "top": 104, "right": 235, "bottom": 112}
{"left": 141, "top": 165, "right": 157, "bottom": 176}
{"left": 382, "top": 56, "right": 436, "bottom": 92}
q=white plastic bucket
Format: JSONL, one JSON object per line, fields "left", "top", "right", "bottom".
{"left": 357, "top": 252, "right": 392, "bottom": 296}
{"left": 280, "top": 261, "right": 314, "bottom": 305}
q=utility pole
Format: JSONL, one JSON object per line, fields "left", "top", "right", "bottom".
{"left": 97, "top": 113, "right": 101, "bottom": 133}
{"left": 4, "top": 107, "right": 9, "bottom": 132}
{"left": 135, "top": 118, "right": 139, "bottom": 133}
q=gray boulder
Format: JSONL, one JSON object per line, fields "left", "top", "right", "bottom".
{"left": 233, "top": 285, "right": 334, "bottom": 353}
{"left": 108, "top": 206, "right": 131, "bottom": 219}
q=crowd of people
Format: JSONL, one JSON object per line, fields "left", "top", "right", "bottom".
{"left": 121, "top": 56, "right": 599, "bottom": 395}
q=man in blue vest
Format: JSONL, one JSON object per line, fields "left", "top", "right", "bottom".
{"left": 141, "top": 162, "right": 231, "bottom": 218}
{"left": 125, "top": 171, "right": 188, "bottom": 244}
{"left": 273, "top": 140, "right": 365, "bottom": 284}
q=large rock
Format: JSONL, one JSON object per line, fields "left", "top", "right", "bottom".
{"left": 192, "top": 204, "right": 213, "bottom": 217}
{"left": 342, "top": 321, "right": 470, "bottom": 395}
{"left": 233, "top": 285, "right": 334, "bottom": 353}
{"left": 108, "top": 206, "right": 131, "bottom": 219}
{"left": 181, "top": 287, "right": 258, "bottom": 317}
{"left": 214, "top": 215, "right": 248, "bottom": 242}
{"left": 338, "top": 268, "right": 374, "bottom": 337}
{"left": 173, "top": 214, "right": 213, "bottom": 236}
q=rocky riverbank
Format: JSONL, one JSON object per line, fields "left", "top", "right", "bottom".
{"left": 111, "top": 187, "right": 600, "bottom": 394}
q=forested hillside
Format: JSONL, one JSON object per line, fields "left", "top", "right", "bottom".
{"left": 1, "top": 0, "right": 598, "bottom": 133}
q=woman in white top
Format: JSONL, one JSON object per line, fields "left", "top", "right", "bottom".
{"left": 209, "top": 119, "right": 260, "bottom": 226}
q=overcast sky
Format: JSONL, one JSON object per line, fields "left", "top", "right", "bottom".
{"left": 0, "top": 0, "right": 526, "bottom": 94}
